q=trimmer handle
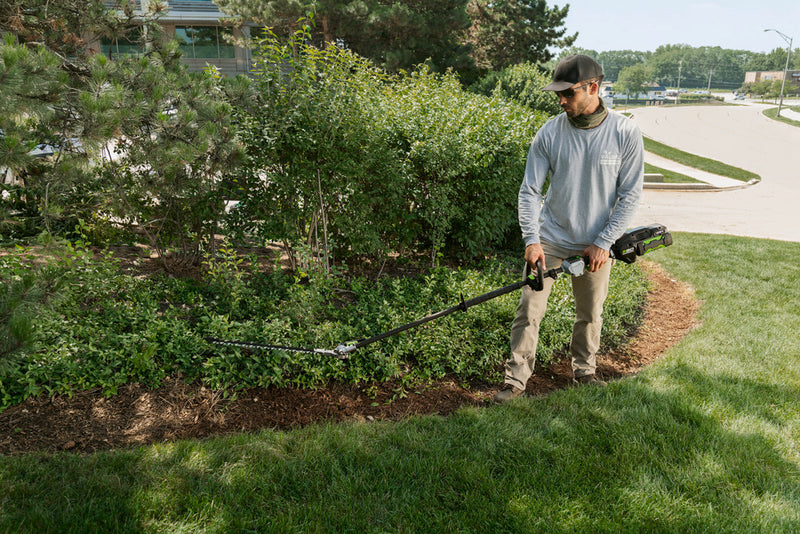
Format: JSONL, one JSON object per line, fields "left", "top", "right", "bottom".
{"left": 523, "top": 256, "right": 587, "bottom": 291}
{"left": 524, "top": 260, "right": 545, "bottom": 291}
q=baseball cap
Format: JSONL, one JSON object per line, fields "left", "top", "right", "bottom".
{"left": 544, "top": 54, "right": 604, "bottom": 91}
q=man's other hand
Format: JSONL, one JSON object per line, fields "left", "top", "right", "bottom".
{"left": 582, "top": 244, "right": 610, "bottom": 272}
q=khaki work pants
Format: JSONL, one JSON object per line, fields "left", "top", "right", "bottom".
{"left": 505, "top": 241, "right": 612, "bottom": 390}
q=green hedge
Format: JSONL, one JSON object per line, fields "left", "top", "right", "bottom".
{"left": 225, "top": 27, "right": 546, "bottom": 265}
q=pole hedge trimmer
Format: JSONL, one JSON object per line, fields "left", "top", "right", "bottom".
{"left": 207, "top": 224, "right": 673, "bottom": 358}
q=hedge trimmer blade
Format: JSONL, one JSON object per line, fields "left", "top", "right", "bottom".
{"left": 204, "top": 337, "right": 355, "bottom": 359}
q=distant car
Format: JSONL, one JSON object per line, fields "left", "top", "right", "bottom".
{"left": 734, "top": 95, "right": 746, "bottom": 101}
{"left": 0, "top": 136, "right": 84, "bottom": 186}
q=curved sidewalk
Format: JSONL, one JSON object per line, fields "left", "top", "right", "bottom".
{"left": 778, "top": 108, "right": 800, "bottom": 122}
{"left": 628, "top": 104, "right": 800, "bottom": 243}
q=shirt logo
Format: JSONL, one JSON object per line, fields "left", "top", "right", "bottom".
{"left": 600, "top": 152, "right": 621, "bottom": 167}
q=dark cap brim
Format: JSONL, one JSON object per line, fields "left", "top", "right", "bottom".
{"left": 543, "top": 80, "right": 574, "bottom": 91}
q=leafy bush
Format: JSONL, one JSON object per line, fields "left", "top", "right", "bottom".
{"left": 377, "top": 69, "right": 546, "bottom": 260}
{"left": 470, "top": 62, "right": 563, "bottom": 116}
{"left": 227, "top": 24, "right": 546, "bottom": 268}
{"left": 226, "top": 24, "right": 407, "bottom": 269}
{"left": 739, "top": 80, "right": 785, "bottom": 98}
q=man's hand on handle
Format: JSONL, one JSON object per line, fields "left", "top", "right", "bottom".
{"left": 525, "top": 243, "right": 546, "bottom": 271}
{"left": 582, "top": 244, "right": 610, "bottom": 273}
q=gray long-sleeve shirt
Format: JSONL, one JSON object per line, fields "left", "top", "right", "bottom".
{"left": 518, "top": 110, "right": 644, "bottom": 251}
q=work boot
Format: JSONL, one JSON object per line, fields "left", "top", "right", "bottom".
{"left": 494, "top": 384, "right": 525, "bottom": 403}
{"left": 573, "top": 374, "right": 607, "bottom": 387}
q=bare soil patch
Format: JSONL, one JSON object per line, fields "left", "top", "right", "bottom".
{"left": 0, "top": 261, "right": 698, "bottom": 455}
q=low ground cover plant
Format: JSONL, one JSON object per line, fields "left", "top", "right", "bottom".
{"left": 0, "top": 239, "right": 649, "bottom": 409}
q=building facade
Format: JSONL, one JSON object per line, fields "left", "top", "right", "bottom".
{"left": 95, "top": 0, "right": 252, "bottom": 76}
{"left": 744, "top": 70, "right": 800, "bottom": 91}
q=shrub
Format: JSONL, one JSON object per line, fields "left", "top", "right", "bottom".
{"left": 0, "top": 251, "right": 59, "bottom": 378}
{"left": 470, "top": 62, "right": 563, "bottom": 116}
{"left": 377, "top": 69, "right": 546, "bottom": 260}
{"left": 227, "top": 24, "right": 546, "bottom": 269}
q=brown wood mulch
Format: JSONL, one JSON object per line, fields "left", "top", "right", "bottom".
{"left": 0, "top": 261, "right": 699, "bottom": 455}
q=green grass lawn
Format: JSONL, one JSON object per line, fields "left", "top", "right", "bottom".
{"left": 2, "top": 233, "right": 800, "bottom": 533}
{"left": 764, "top": 106, "right": 800, "bottom": 127}
{"left": 645, "top": 162, "right": 701, "bottom": 184}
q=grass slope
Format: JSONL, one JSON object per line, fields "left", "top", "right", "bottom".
{"left": 644, "top": 137, "right": 760, "bottom": 183}
{"left": 2, "top": 233, "right": 799, "bottom": 533}
{"left": 645, "top": 162, "right": 700, "bottom": 183}
{"left": 763, "top": 106, "right": 800, "bottom": 127}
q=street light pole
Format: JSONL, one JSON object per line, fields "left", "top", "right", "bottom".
{"left": 764, "top": 28, "right": 793, "bottom": 117}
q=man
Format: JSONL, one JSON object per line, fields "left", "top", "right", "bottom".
{"left": 495, "top": 54, "right": 644, "bottom": 403}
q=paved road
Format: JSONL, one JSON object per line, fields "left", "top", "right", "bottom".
{"left": 628, "top": 104, "right": 800, "bottom": 243}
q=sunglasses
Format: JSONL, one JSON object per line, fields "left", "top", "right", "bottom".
{"left": 555, "top": 81, "right": 594, "bottom": 99}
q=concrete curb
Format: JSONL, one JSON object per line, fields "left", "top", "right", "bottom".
{"left": 644, "top": 178, "right": 761, "bottom": 192}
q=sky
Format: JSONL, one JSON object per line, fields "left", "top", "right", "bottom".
{"left": 560, "top": 0, "right": 799, "bottom": 54}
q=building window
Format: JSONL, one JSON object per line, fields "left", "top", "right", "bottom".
{"left": 100, "top": 28, "right": 143, "bottom": 59}
{"left": 167, "top": 1, "right": 222, "bottom": 14}
{"left": 175, "top": 26, "right": 235, "bottom": 59}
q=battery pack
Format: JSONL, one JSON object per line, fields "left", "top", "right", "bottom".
{"left": 611, "top": 224, "right": 673, "bottom": 264}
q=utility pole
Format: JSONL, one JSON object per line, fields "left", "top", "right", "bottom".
{"left": 765, "top": 28, "right": 793, "bottom": 117}
{"left": 707, "top": 69, "right": 713, "bottom": 93}
{"left": 676, "top": 60, "right": 683, "bottom": 105}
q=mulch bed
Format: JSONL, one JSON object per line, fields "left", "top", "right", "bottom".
{"left": 0, "top": 261, "right": 698, "bottom": 455}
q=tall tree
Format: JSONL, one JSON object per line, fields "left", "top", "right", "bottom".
{"left": 464, "top": 0, "right": 575, "bottom": 74}
{"left": 0, "top": 0, "right": 110, "bottom": 57}
{"left": 0, "top": 0, "right": 132, "bottom": 226}
{"left": 757, "top": 47, "right": 800, "bottom": 71}
{"left": 343, "top": 0, "right": 474, "bottom": 75}
{"left": 1, "top": 0, "right": 244, "bottom": 266}
{"left": 648, "top": 45, "right": 750, "bottom": 90}
{"left": 218, "top": 0, "right": 474, "bottom": 75}
{"left": 215, "top": 0, "right": 351, "bottom": 43}
{"left": 615, "top": 63, "right": 652, "bottom": 101}
{"left": 218, "top": 0, "right": 575, "bottom": 81}
{"left": 596, "top": 50, "right": 651, "bottom": 82}
{"left": 555, "top": 48, "right": 652, "bottom": 82}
